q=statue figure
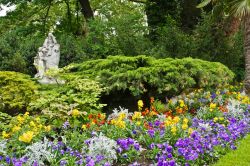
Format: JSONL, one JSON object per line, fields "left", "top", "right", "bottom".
{"left": 34, "top": 33, "right": 61, "bottom": 84}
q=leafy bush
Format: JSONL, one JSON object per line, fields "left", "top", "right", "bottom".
{"left": 63, "top": 55, "right": 234, "bottom": 98}
{"left": 0, "top": 71, "right": 39, "bottom": 114}
{"left": 28, "top": 77, "right": 105, "bottom": 119}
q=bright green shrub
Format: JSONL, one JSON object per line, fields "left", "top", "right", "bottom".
{"left": 0, "top": 71, "right": 39, "bottom": 114}
{"left": 64, "top": 55, "right": 234, "bottom": 97}
{"left": 28, "top": 77, "right": 105, "bottom": 119}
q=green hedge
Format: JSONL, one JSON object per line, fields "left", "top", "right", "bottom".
{"left": 0, "top": 71, "right": 39, "bottom": 113}
{"left": 63, "top": 55, "right": 234, "bottom": 97}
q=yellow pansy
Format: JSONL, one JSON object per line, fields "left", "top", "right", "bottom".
{"left": 219, "top": 117, "right": 224, "bottom": 121}
{"left": 183, "top": 118, "right": 189, "bottom": 124}
{"left": 100, "top": 114, "right": 106, "bottom": 120}
{"left": 136, "top": 121, "right": 141, "bottom": 126}
{"left": 182, "top": 124, "right": 188, "bottom": 130}
{"left": 118, "top": 113, "right": 126, "bottom": 120}
{"left": 173, "top": 116, "right": 180, "bottom": 124}
{"left": 30, "top": 121, "right": 36, "bottom": 127}
{"left": 24, "top": 112, "right": 29, "bottom": 116}
{"left": 179, "top": 100, "right": 185, "bottom": 108}
{"left": 188, "top": 128, "right": 193, "bottom": 135}
{"left": 171, "top": 126, "right": 177, "bottom": 134}
{"left": 12, "top": 126, "right": 21, "bottom": 132}
{"left": 44, "top": 125, "right": 51, "bottom": 132}
{"left": 132, "top": 112, "right": 142, "bottom": 121}
{"left": 82, "top": 124, "right": 87, "bottom": 130}
{"left": 164, "top": 120, "right": 172, "bottom": 127}
{"left": 17, "top": 115, "right": 25, "bottom": 124}
{"left": 149, "top": 111, "right": 158, "bottom": 117}
{"left": 210, "top": 103, "right": 216, "bottom": 109}
{"left": 213, "top": 117, "right": 218, "bottom": 122}
{"left": 2, "top": 131, "right": 10, "bottom": 139}
{"left": 72, "top": 109, "right": 80, "bottom": 117}
{"left": 35, "top": 117, "right": 40, "bottom": 122}
{"left": 19, "top": 131, "right": 34, "bottom": 143}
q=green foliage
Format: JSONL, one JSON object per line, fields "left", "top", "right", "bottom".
{"left": 64, "top": 55, "right": 234, "bottom": 97}
{"left": 0, "top": 71, "right": 39, "bottom": 114}
{"left": 29, "top": 77, "right": 105, "bottom": 119}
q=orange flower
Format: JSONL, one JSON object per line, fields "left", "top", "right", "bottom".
{"left": 142, "top": 108, "right": 149, "bottom": 116}
{"left": 176, "top": 108, "right": 183, "bottom": 114}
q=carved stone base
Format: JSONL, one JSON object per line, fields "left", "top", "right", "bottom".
{"left": 38, "top": 77, "right": 65, "bottom": 84}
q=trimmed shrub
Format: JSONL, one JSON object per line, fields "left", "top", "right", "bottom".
{"left": 0, "top": 71, "right": 39, "bottom": 114}
{"left": 63, "top": 55, "right": 234, "bottom": 98}
{"left": 28, "top": 77, "right": 105, "bottom": 119}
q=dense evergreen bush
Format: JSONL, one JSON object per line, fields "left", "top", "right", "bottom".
{"left": 0, "top": 71, "right": 39, "bottom": 114}
{"left": 64, "top": 55, "right": 234, "bottom": 98}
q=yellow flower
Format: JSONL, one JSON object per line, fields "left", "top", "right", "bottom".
{"left": 24, "top": 112, "right": 29, "bottom": 116}
{"left": 38, "top": 124, "right": 43, "bottom": 129}
{"left": 132, "top": 112, "right": 142, "bottom": 120}
{"left": 136, "top": 121, "right": 141, "bottom": 126}
{"left": 116, "top": 120, "right": 126, "bottom": 129}
{"left": 188, "top": 128, "right": 193, "bottom": 135}
{"left": 17, "top": 115, "right": 25, "bottom": 124}
{"left": 164, "top": 120, "right": 171, "bottom": 127}
{"left": 149, "top": 111, "right": 158, "bottom": 117}
{"left": 182, "top": 124, "right": 188, "bottom": 130}
{"left": 100, "top": 113, "right": 106, "bottom": 120}
{"left": 213, "top": 117, "right": 218, "bottom": 122}
{"left": 12, "top": 126, "right": 21, "bottom": 133}
{"left": 19, "top": 131, "right": 34, "bottom": 143}
{"left": 118, "top": 113, "right": 126, "bottom": 120}
{"left": 171, "top": 126, "right": 177, "bottom": 134}
{"left": 173, "top": 116, "right": 180, "bottom": 124}
{"left": 44, "top": 125, "right": 51, "bottom": 132}
{"left": 82, "top": 124, "right": 87, "bottom": 130}
{"left": 219, "top": 117, "right": 224, "bottom": 121}
{"left": 35, "top": 117, "right": 40, "bottom": 122}
{"left": 210, "top": 103, "right": 216, "bottom": 109}
{"left": 2, "top": 131, "right": 10, "bottom": 139}
{"left": 72, "top": 109, "right": 80, "bottom": 117}
{"left": 30, "top": 121, "right": 36, "bottom": 127}
{"left": 183, "top": 118, "right": 189, "bottom": 124}
{"left": 138, "top": 100, "right": 144, "bottom": 110}
{"left": 179, "top": 100, "right": 185, "bottom": 108}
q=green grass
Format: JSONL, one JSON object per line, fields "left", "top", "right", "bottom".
{"left": 213, "top": 134, "right": 250, "bottom": 166}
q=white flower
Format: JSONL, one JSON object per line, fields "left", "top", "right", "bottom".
{"left": 198, "top": 122, "right": 212, "bottom": 132}
{"left": 226, "top": 99, "right": 245, "bottom": 118}
{"left": 84, "top": 133, "right": 118, "bottom": 164}
{"left": 23, "top": 138, "right": 54, "bottom": 165}
{"left": 0, "top": 140, "right": 7, "bottom": 155}
{"left": 108, "top": 106, "right": 132, "bottom": 121}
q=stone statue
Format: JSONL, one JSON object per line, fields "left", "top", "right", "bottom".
{"left": 34, "top": 33, "right": 61, "bottom": 84}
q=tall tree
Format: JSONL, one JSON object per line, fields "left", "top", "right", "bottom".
{"left": 198, "top": 0, "right": 250, "bottom": 93}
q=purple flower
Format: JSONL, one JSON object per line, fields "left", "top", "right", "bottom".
{"left": 86, "top": 159, "right": 95, "bottom": 166}
{"left": 154, "top": 120, "right": 161, "bottom": 127}
{"left": 6, "top": 156, "right": 11, "bottom": 164}
{"left": 148, "top": 129, "right": 155, "bottom": 138}
{"left": 104, "top": 162, "right": 111, "bottom": 166}
{"left": 60, "top": 160, "right": 67, "bottom": 166}
{"left": 134, "top": 143, "right": 140, "bottom": 151}
{"left": 62, "top": 121, "right": 70, "bottom": 129}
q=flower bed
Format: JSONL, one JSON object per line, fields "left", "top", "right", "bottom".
{"left": 0, "top": 85, "right": 249, "bottom": 166}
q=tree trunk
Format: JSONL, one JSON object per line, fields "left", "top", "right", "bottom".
{"left": 78, "top": 0, "right": 94, "bottom": 21}
{"left": 244, "top": 15, "right": 250, "bottom": 94}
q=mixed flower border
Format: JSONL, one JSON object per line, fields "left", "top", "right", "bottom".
{"left": 0, "top": 86, "right": 250, "bottom": 166}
